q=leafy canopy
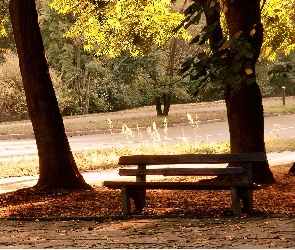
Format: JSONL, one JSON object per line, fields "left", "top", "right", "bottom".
{"left": 49, "top": 0, "right": 191, "bottom": 57}
{"left": 0, "top": 0, "right": 7, "bottom": 37}
{"left": 0, "top": 16, "right": 8, "bottom": 37}
{"left": 260, "top": 0, "right": 295, "bottom": 61}
{"left": 179, "top": 0, "right": 295, "bottom": 95}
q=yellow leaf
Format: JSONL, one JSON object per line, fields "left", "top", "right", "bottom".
{"left": 250, "top": 28, "right": 256, "bottom": 36}
{"left": 245, "top": 68, "right": 253, "bottom": 75}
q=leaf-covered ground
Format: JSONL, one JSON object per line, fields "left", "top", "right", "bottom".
{"left": 0, "top": 165, "right": 293, "bottom": 219}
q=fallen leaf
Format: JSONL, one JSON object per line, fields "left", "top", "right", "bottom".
{"left": 226, "top": 236, "right": 235, "bottom": 241}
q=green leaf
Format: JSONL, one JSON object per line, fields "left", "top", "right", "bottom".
{"left": 184, "top": 3, "right": 202, "bottom": 16}
{"left": 189, "top": 35, "right": 200, "bottom": 45}
{"left": 245, "top": 51, "right": 253, "bottom": 59}
{"left": 192, "top": 12, "right": 202, "bottom": 25}
{"left": 197, "top": 51, "right": 207, "bottom": 60}
{"left": 232, "top": 62, "right": 243, "bottom": 72}
{"left": 202, "top": 22, "right": 218, "bottom": 33}
{"left": 246, "top": 77, "right": 256, "bottom": 85}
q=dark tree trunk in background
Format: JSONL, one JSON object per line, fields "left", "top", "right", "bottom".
{"left": 155, "top": 94, "right": 171, "bottom": 116}
{"left": 155, "top": 97, "right": 163, "bottom": 116}
{"left": 224, "top": 0, "right": 275, "bottom": 184}
{"left": 9, "top": 0, "right": 91, "bottom": 189}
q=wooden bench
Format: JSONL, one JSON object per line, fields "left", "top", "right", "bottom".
{"left": 103, "top": 153, "right": 266, "bottom": 217}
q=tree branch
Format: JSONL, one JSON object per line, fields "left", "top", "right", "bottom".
{"left": 193, "top": 0, "right": 224, "bottom": 51}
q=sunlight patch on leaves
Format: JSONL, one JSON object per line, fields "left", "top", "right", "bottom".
{"left": 49, "top": 0, "right": 191, "bottom": 57}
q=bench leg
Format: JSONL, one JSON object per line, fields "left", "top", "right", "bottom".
{"left": 129, "top": 188, "right": 145, "bottom": 213}
{"left": 121, "top": 186, "right": 131, "bottom": 215}
{"left": 121, "top": 187, "right": 146, "bottom": 214}
{"left": 240, "top": 190, "right": 253, "bottom": 214}
{"left": 230, "top": 188, "right": 254, "bottom": 216}
{"left": 230, "top": 187, "right": 241, "bottom": 217}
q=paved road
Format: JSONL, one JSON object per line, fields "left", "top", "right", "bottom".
{"left": 0, "top": 215, "right": 294, "bottom": 248}
{"left": 0, "top": 114, "right": 294, "bottom": 158}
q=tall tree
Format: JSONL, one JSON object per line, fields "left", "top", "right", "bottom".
{"left": 50, "top": 0, "right": 192, "bottom": 116}
{"left": 223, "top": 0, "right": 274, "bottom": 183}
{"left": 9, "top": 0, "right": 91, "bottom": 189}
{"left": 155, "top": 0, "right": 188, "bottom": 116}
{"left": 182, "top": 0, "right": 276, "bottom": 183}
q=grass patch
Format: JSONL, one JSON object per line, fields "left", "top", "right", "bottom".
{"left": 264, "top": 103, "right": 295, "bottom": 114}
{"left": 265, "top": 137, "right": 295, "bottom": 153}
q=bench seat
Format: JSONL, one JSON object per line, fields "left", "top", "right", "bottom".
{"left": 103, "top": 181, "right": 261, "bottom": 190}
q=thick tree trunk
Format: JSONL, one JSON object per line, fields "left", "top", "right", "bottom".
{"left": 155, "top": 94, "right": 171, "bottom": 116}
{"left": 224, "top": 0, "right": 275, "bottom": 184}
{"left": 289, "top": 162, "right": 295, "bottom": 174}
{"left": 9, "top": 0, "right": 91, "bottom": 189}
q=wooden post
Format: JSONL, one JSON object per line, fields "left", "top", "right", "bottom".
{"left": 121, "top": 186, "right": 130, "bottom": 215}
{"left": 136, "top": 164, "right": 146, "bottom": 210}
{"left": 282, "top": 86, "right": 286, "bottom": 106}
{"left": 136, "top": 164, "right": 147, "bottom": 182}
{"left": 230, "top": 186, "right": 241, "bottom": 217}
{"left": 240, "top": 163, "right": 254, "bottom": 214}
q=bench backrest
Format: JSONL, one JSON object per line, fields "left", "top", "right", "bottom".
{"left": 118, "top": 153, "right": 266, "bottom": 165}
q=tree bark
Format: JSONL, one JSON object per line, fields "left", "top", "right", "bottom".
{"left": 223, "top": 0, "right": 275, "bottom": 184}
{"left": 289, "top": 162, "right": 295, "bottom": 174}
{"left": 155, "top": 94, "right": 171, "bottom": 116}
{"left": 163, "top": 93, "right": 171, "bottom": 116}
{"left": 155, "top": 96, "right": 163, "bottom": 116}
{"left": 193, "top": 0, "right": 275, "bottom": 183}
{"left": 9, "top": 0, "right": 91, "bottom": 189}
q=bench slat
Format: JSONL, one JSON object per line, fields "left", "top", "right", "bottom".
{"left": 119, "top": 153, "right": 266, "bottom": 165}
{"left": 119, "top": 167, "right": 247, "bottom": 176}
{"left": 103, "top": 181, "right": 261, "bottom": 190}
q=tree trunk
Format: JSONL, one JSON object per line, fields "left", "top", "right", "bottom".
{"left": 163, "top": 93, "right": 171, "bottom": 116}
{"left": 224, "top": 0, "right": 275, "bottom": 184}
{"left": 9, "top": 0, "right": 91, "bottom": 190}
{"left": 84, "top": 73, "right": 91, "bottom": 114}
{"left": 289, "top": 162, "right": 295, "bottom": 174}
{"left": 155, "top": 94, "right": 171, "bottom": 116}
{"left": 155, "top": 96, "right": 163, "bottom": 116}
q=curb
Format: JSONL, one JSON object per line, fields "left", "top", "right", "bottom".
{"left": 1, "top": 212, "right": 291, "bottom": 222}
